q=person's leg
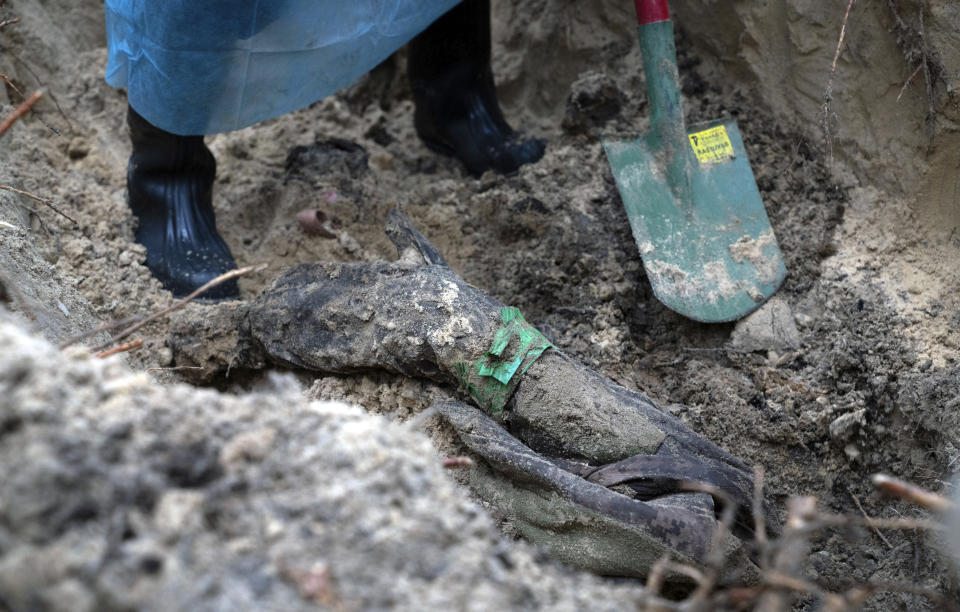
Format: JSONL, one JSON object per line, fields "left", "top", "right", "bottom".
{"left": 408, "top": 0, "right": 544, "bottom": 176}
{"left": 126, "top": 106, "right": 239, "bottom": 299}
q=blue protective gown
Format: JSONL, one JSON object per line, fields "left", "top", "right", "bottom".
{"left": 105, "top": 1, "right": 460, "bottom": 135}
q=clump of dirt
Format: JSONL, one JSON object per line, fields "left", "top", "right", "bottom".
{"left": 2, "top": 0, "right": 960, "bottom": 608}
{"left": 0, "top": 311, "right": 651, "bottom": 611}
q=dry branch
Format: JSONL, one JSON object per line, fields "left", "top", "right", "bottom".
{"left": 850, "top": 492, "right": 893, "bottom": 548}
{"left": 0, "top": 73, "right": 61, "bottom": 135}
{"left": 886, "top": 0, "right": 938, "bottom": 141}
{"left": 0, "top": 89, "right": 43, "bottom": 138}
{"left": 803, "top": 513, "right": 941, "bottom": 533}
{"left": 90, "top": 264, "right": 266, "bottom": 353}
{"left": 1, "top": 50, "right": 70, "bottom": 134}
{"left": 145, "top": 365, "right": 205, "bottom": 373}
{"left": 872, "top": 473, "right": 953, "bottom": 513}
{"left": 59, "top": 316, "right": 142, "bottom": 349}
{"left": 822, "top": 0, "right": 856, "bottom": 168}
{"left": 757, "top": 496, "right": 817, "bottom": 611}
{"left": 684, "top": 480, "right": 739, "bottom": 604}
{"left": 95, "top": 338, "right": 143, "bottom": 359}
{"left": 635, "top": 485, "right": 954, "bottom": 611}
{"left": 917, "top": 2, "right": 935, "bottom": 127}
{"left": 897, "top": 64, "right": 924, "bottom": 101}
{"left": 753, "top": 466, "right": 770, "bottom": 570}
{"left": 0, "top": 72, "right": 24, "bottom": 97}
{"left": 0, "top": 183, "right": 78, "bottom": 226}
{"left": 0, "top": 16, "right": 19, "bottom": 29}
{"left": 441, "top": 456, "right": 473, "bottom": 469}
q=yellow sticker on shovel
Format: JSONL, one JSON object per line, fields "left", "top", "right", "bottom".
{"left": 688, "top": 125, "right": 735, "bottom": 164}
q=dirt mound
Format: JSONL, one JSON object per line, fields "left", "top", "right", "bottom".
{"left": 0, "top": 311, "right": 650, "bottom": 611}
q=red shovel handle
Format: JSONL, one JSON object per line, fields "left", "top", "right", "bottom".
{"left": 635, "top": 0, "right": 670, "bottom": 25}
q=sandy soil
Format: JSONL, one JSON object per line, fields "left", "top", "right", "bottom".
{"left": 2, "top": 0, "right": 959, "bottom": 609}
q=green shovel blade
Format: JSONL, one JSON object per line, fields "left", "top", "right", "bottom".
{"left": 603, "top": 118, "right": 786, "bottom": 323}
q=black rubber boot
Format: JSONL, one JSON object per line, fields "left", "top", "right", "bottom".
{"left": 408, "top": 0, "right": 545, "bottom": 176}
{"left": 126, "top": 106, "right": 239, "bottom": 300}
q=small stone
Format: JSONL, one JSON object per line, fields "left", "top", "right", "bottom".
{"left": 338, "top": 231, "right": 362, "bottom": 255}
{"left": 40, "top": 579, "right": 95, "bottom": 612}
{"left": 265, "top": 516, "right": 285, "bottom": 539}
{"left": 153, "top": 489, "right": 205, "bottom": 535}
{"left": 829, "top": 409, "right": 866, "bottom": 441}
{"left": 227, "top": 537, "right": 257, "bottom": 555}
{"left": 220, "top": 427, "right": 277, "bottom": 468}
{"left": 730, "top": 296, "right": 802, "bottom": 353}
{"left": 369, "top": 150, "right": 395, "bottom": 172}
{"left": 157, "top": 347, "right": 174, "bottom": 366}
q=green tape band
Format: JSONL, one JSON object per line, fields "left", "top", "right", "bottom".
{"left": 455, "top": 307, "right": 553, "bottom": 414}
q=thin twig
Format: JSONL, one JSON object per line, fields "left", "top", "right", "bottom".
{"left": 0, "top": 72, "right": 24, "bottom": 97}
{"left": 805, "top": 513, "right": 942, "bottom": 532}
{"left": 0, "top": 16, "right": 20, "bottom": 29}
{"left": 917, "top": 1, "right": 936, "bottom": 139}
{"left": 0, "top": 184, "right": 78, "bottom": 226}
{"left": 145, "top": 365, "right": 205, "bottom": 373}
{"left": 886, "top": 0, "right": 937, "bottom": 144}
{"left": 897, "top": 64, "right": 924, "bottom": 102}
{"left": 0, "top": 72, "right": 60, "bottom": 135}
{"left": 9, "top": 200, "right": 58, "bottom": 246}
{"left": 753, "top": 466, "right": 770, "bottom": 569}
{"left": 872, "top": 473, "right": 953, "bottom": 513}
{"left": 641, "top": 556, "right": 701, "bottom": 612}
{"left": 681, "top": 347, "right": 751, "bottom": 354}
{"left": 652, "top": 559, "right": 705, "bottom": 584}
{"left": 0, "top": 49, "right": 71, "bottom": 134}
{"left": 644, "top": 555, "right": 672, "bottom": 597}
{"left": 822, "top": 0, "right": 857, "bottom": 169}
{"left": 59, "top": 316, "right": 142, "bottom": 349}
{"left": 757, "top": 496, "right": 818, "bottom": 612}
{"left": 0, "top": 89, "right": 43, "bottom": 137}
{"left": 830, "top": 2, "right": 856, "bottom": 75}
{"left": 850, "top": 492, "right": 893, "bottom": 548}
{"left": 95, "top": 338, "right": 143, "bottom": 359}
{"left": 441, "top": 456, "right": 474, "bottom": 469}
{"left": 678, "top": 480, "right": 738, "bottom": 604}
{"left": 90, "top": 264, "right": 266, "bottom": 353}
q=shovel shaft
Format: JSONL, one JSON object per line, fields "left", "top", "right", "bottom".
{"left": 639, "top": 18, "right": 691, "bottom": 201}
{"left": 635, "top": 0, "right": 670, "bottom": 25}
{"left": 639, "top": 20, "right": 682, "bottom": 138}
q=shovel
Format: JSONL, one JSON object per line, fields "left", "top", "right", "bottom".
{"left": 602, "top": 0, "right": 786, "bottom": 323}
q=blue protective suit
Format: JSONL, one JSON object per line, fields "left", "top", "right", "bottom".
{"left": 105, "top": 1, "right": 460, "bottom": 135}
